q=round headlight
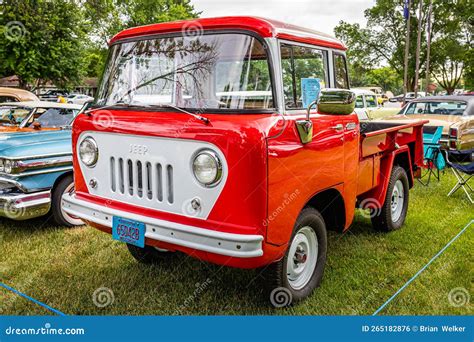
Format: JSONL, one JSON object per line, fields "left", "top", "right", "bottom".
{"left": 4, "top": 160, "right": 14, "bottom": 174}
{"left": 79, "top": 137, "right": 98, "bottom": 167}
{"left": 192, "top": 150, "right": 222, "bottom": 187}
{"left": 0, "top": 159, "right": 4, "bottom": 173}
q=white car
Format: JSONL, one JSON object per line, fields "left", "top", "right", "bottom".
{"left": 66, "top": 94, "right": 94, "bottom": 105}
{"left": 351, "top": 88, "right": 379, "bottom": 120}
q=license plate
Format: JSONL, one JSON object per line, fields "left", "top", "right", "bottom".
{"left": 112, "top": 217, "right": 145, "bottom": 248}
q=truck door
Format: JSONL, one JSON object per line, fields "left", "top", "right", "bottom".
{"left": 282, "top": 44, "right": 345, "bottom": 187}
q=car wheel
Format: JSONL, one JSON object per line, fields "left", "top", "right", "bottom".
{"left": 261, "top": 207, "right": 327, "bottom": 306}
{"left": 371, "top": 165, "right": 409, "bottom": 232}
{"left": 52, "top": 174, "right": 84, "bottom": 227}
{"left": 127, "top": 244, "right": 175, "bottom": 264}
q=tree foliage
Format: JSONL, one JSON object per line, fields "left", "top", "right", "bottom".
{"left": 0, "top": 0, "right": 199, "bottom": 89}
{"left": 0, "top": 0, "right": 87, "bottom": 89}
{"left": 334, "top": 0, "right": 473, "bottom": 93}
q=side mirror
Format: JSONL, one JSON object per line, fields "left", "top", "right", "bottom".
{"left": 318, "top": 89, "right": 356, "bottom": 115}
{"left": 295, "top": 101, "right": 317, "bottom": 144}
{"left": 295, "top": 89, "right": 356, "bottom": 144}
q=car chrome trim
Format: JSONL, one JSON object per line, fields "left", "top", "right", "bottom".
{"left": 0, "top": 166, "right": 72, "bottom": 177}
{"left": 0, "top": 190, "right": 51, "bottom": 220}
{"left": 0, "top": 152, "right": 71, "bottom": 161}
{"left": 62, "top": 194, "right": 264, "bottom": 258}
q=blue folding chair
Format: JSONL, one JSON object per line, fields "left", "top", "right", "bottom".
{"left": 419, "top": 126, "right": 445, "bottom": 185}
{"left": 445, "top": 149, "right": 474, "bottom": 203}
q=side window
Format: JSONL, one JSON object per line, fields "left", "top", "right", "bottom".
{"left": 355, "top": 95, "right": 364, "bottom": 108}
{"left": 405, "top": 102, "right": 426, "bottom": 114}
{"left": 281, "top": 44, "right": 328, "bottom": 109}
{"left": 334, "top": 53, "right": 349, "bottom": 89}
{"left": 365, "top": 95, "right": 377, "bottom": 108}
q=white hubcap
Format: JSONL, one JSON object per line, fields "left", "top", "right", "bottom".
{"left": 286, "top": 226, "right": 318, "bottom": 290}
{"left": 62, "top": 183, "right": 84, "bottom": 226}
{"left": 390, "top": 180, "right": 404, "bottom": 222}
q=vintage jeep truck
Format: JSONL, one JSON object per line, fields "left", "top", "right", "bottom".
{"left": 63, "top": 17, "right": 425, "bottom": 303}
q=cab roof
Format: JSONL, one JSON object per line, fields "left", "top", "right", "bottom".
{"left": 110, "top": 16, "right": 346, "bottom": 51}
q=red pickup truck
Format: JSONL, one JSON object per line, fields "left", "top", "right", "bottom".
{"left": 63, "top": 17, "right": 425, "bottom": 304}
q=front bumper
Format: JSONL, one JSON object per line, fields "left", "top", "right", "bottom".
{"left": 62, "top": 194, "right": 264, "bottom": 258}
{"left": 0, "top": 190, "right": 51, "bottom": 220}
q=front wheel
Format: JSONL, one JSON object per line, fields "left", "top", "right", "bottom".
{"left": 371, "top": 165, "right": 409, "bottom": 232}
{"left": 261, "top": 207, "right": 327, "bottom": 306}
{"left": 52, "top": 174, "right": 84, "bottom": 227}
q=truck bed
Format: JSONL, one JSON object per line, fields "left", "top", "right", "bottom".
{"left": 356, "top": 120, "right": 427, "bottom": 197}
{"left": 359, "top": 120, "right": 427, "bottom": 158}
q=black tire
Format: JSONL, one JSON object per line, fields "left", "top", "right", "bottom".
{"left": 51, "top": 174, "right": 84, "bottom": 227}
{"left": 261, "top": 207, "right": 327, "bottom": 306}
{"left": 127, "top": 244, "right": 175, "bottom": 264}
{"left": 371, "top": 165, "right": 409, "bottom": 232}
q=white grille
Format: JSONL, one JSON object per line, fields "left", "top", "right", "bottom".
{"left": 77, "top": 131, "right": 227, "bottom": 219}
{"left": 110, "top": 158, "right": 174, "bottom": 203}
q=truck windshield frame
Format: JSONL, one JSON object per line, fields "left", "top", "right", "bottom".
{"left": 95, "top": 31, "right": 276, "bottom": 113}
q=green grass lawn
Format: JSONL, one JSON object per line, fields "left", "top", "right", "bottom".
{"left": 0, "top": 172, "right": 472, "bottom": 315}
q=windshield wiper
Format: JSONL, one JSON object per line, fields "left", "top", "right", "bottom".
{"left": 146, "top": 102, "right": 210, "bottom": 125}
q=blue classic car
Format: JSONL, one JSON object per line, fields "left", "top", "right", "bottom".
{"left": 0, "top": 102, "right": 84, "bottom": 226}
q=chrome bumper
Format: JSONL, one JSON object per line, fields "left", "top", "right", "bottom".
{"left": 62, "top": 194, "right": 264, "bottom": 258}
{"left": 0, "top": 190, "right": 51, "bottom": 220}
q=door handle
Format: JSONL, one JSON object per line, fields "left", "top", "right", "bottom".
{"left": 331, "top": 124, "right": 344, "bottom": 132}
{"left": 345, "top": 122, "right": 357, "bottom": 131}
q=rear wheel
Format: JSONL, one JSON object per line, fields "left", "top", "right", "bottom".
{"left": 371, "top": 165, "right": 409, "bottom": 232}
{"left": 261, "top": 207, "right": 327, "bottom": 306}
{"left": 127, "top": 244, "right": 175, "bottom": 264}
{"left": 52, "top": 174, "right": 84, "bottom": 227}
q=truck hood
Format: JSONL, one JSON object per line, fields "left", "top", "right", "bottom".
{"left": 0, "top": 130, "right": 71, "bottom": 158}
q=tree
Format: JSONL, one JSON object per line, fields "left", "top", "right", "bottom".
{"left": 334, "top": 0, "right": 473, "bottom": 94}
{"left": 0, "top": 0, "right": 87, "bottom": 89}
{"left": 366, "top": 67, "right": 403, "bottom": 94}
{"left": 83, "top": 0, "right": 200, "bottom": 47}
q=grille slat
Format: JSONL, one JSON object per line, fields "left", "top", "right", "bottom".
{"left": 109, "top": 157, "right": 172, "bottom": 203}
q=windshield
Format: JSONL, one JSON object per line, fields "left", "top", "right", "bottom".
{"left": 96, "top": 33, "right": 274, "bottom": 110}
{"left": 0, "top": 106, "right": 78, "bottom": 127}
{"left": 402, "top": 101, "right": 467, "bottom": 115}
{"left": 0, "top": 106, "right": 32, "bottom": 125}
